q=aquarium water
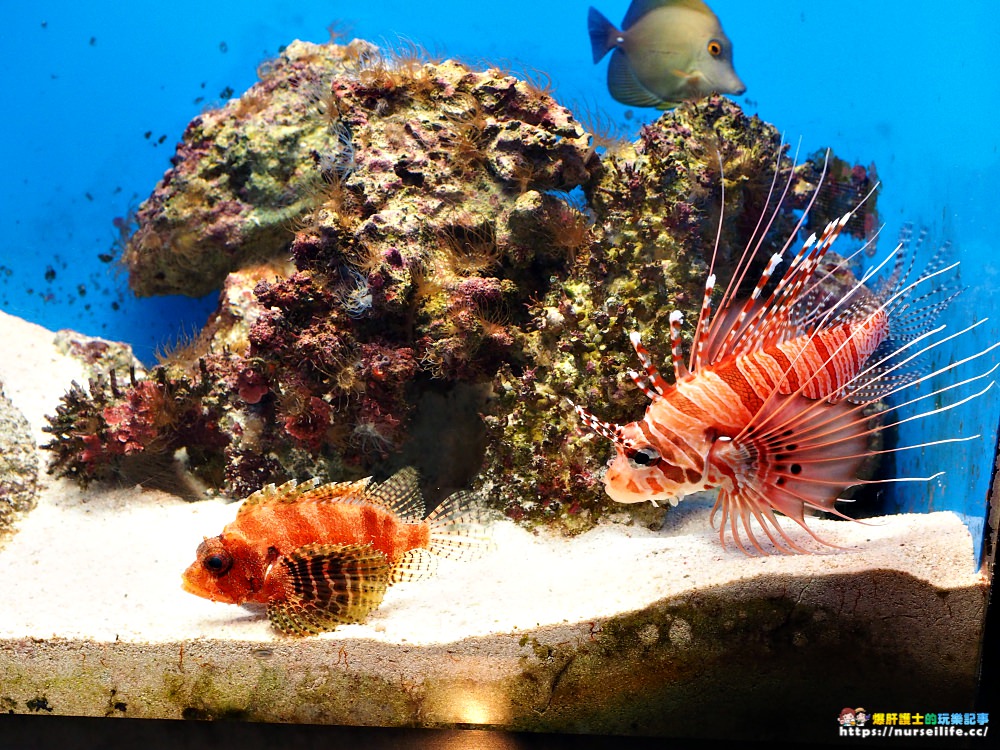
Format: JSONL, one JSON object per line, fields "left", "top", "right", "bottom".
{"left": 2, "top": 0, "right": 998, "bottom": 563}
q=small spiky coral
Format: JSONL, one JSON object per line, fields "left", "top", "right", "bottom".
{"left": 42, "top": 364, "right": 228, "bottom": 487}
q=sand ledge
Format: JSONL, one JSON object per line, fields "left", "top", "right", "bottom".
{"left": 0, "top": 309, "right": 986, "bottom": 738}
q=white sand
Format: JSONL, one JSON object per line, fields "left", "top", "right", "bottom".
{"left": 0, "top": 309, "right": 981, "bottom": 647}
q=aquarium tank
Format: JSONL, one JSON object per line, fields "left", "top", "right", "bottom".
{"left": 0, "top": 0, "right": 997, "bottom": 743}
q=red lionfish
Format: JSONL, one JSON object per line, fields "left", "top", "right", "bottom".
{"left": 182, "top": 467, "right": 488, "bottom": 635}
{"left": 570, "top": 151, "right": 998, "bottom": 554}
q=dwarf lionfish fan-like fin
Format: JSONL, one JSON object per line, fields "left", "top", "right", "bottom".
{"left": 365, "top": 466, "right": 425, "bottom": 521}
{"left": 390, "top": 547, "right": 439, "bottom": 583}
{"left": 265, "top": 543, "right": 391, "bottom": 636}
{"left": 423, "top": 489, "right": 494, "bottom": 561}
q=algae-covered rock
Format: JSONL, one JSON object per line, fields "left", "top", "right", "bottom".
{"left": 124, "top": 40, "right": 378, "bottom": 298}
{"left": 49, "top": 39, "right": 603, "bottom": 500}
{"left": 476, "top": 100, "right": 878, "bottom": 530}
{"left": 0, "top": 384, "right": 39, "bottom": 537}
{"left": 49, "top": 38, "right": 878, "bottom": 534}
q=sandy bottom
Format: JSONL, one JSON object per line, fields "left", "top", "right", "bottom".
{"left": 0, "top": 468, "right": 979, "bottom": 647}
{"left": 0, "top": 310, "right": 989, "bottom": 736}
{"left": 0, "top": 476, "right": 979, "bottom": 647}
{"left": 0, "top": 309, "right": 982, "bottom": 646}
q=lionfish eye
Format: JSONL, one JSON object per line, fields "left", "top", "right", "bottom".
{"left": 707, "top": 39, "right": 723, "bottom": 57}
{"left": 627, "top": 445, "right": 661, "bottom": 469}
{"left": 203, "top": 552, "right": 233, "bottom": 575}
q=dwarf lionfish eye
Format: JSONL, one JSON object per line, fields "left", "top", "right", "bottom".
{"left": 627, "top": 445, "right": 661, "bottom": 469}
{"left": 203, "top": 552, "right": 233, "bottom": 575}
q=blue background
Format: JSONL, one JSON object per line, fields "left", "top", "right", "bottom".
{"left": 2, "top": 1, "right": 998, "bottom": 563}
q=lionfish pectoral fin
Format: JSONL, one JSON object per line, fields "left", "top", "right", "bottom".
{"left": 711, "top": 394, "right": 871, "bottom": 555}
{"left": 265, "top": 543, "right": 391, "bottom": 635}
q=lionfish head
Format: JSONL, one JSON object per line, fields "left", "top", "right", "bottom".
{"left": 182, "top": 534, "right": 258, "bottom": 605}
{"left": 568, "top": 400, "right": 691, "bottom": 507}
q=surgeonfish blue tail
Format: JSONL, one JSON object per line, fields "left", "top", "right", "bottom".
{"left": 588, "top": 7, "right": 620, "bottom": 64}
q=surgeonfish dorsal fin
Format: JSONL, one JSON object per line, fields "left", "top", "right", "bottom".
{"left": 623, "top": 0, "right": 714, "bottom": 29}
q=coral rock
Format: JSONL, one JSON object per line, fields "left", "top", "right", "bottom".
{"left": 124, "top": 40, "right": 377, "bottom": 297}
{"left": 0, "top": 384, "right": 38, "bottom": 538}
{"left": 49, "top": 40, "right": 878, "bottom": 535}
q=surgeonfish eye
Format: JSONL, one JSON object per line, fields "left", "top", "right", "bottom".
{"left": 627, "top": 445, "right": 661, "bottom": 469}
{"left": 707, "top": 39, "right": 723, "bottom": 57}
{"left": 203, "top": 551, "right": 233, "bottom": 575}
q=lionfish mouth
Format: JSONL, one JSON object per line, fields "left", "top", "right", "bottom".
{"left": 180, "top": 567, "right": 213, "bottom": 600}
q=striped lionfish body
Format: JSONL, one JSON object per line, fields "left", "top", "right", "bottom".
{"left": 572, "top": 153, "right": 997, "bottom": 554}
{"left": 182, "top": 467, "right": 486, "bottom": 634}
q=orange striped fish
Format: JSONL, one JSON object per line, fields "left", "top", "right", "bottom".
{"left": 182, "top": 467, "right": 485, "bottom": 634}
{"left": 571, "top": 152, "right": 998, "bottom": 554}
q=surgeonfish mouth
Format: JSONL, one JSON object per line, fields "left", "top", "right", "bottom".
{"left": 587, "top": 0, "right": 745, "bottom": 109}
{"left": 570, "top": 142, "right": 998, "bottom": 555}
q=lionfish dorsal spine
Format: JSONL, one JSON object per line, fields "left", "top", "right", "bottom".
{"left": 566, "top": 397, "right": 624, "bottom": 445}
{"left": 712, "top": 251, "right": 785, "bottom": 363}
{"left": 628, "top": 331, "right": 669, "bottom": 397}
{"left": 690, "top": 273, "right": 717, "bottom": 371}
{"left": 668, "top": 310, "right": 688, "bottom": 379}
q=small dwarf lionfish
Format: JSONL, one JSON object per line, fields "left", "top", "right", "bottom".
{"left": 571, "top": 150, "right": 998, "bottom": 554}
{"left": 182, "top": 467, "right": 487, "bottom": 635}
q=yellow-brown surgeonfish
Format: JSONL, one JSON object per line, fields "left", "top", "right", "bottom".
{"left": 588, "top": 0, "right": 745, "bottom": 109}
